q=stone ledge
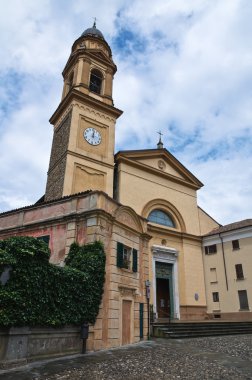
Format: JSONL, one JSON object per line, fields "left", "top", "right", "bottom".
{"left": 0, "top": 326, "right": 83, "bottom": 369}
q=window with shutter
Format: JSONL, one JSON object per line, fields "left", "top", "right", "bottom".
{"left": 116, "top": 243, "right": 138, "bottom": 272}
{"left": 117, "top": 242, "right": 124, "bottom": 268}
{"left": 122, "top": 247, "right": 131, "bottom": 269}
{"left": 132, "top": 249, "right": 138, "bottom": 272}
{"left": 139, "top": 303, "right": 144, "bottom": 339}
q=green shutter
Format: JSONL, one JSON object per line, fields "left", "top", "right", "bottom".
{"left": 117, "top": 242, "right": 124, "bottom": 268}
{"left": 139, "top": 303, "right": 144, "bottom": 339}
{"left": 132, "top": 249, "right": 138, "bottom": 272}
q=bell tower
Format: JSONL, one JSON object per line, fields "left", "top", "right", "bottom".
{"left": 45, "top": 22, "right": 122, "bottom": 201}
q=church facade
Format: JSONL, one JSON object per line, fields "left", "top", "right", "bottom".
{"left": 0, "top": 23, "right": 221, "bottom": 351}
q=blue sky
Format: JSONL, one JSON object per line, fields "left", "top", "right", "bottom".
{"left": 0, "top": 0, "right": 252, "bottom": 225}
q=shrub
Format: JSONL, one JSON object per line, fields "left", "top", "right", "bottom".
{"left": 0, "top": 236, "right": 105, "bottom": 327}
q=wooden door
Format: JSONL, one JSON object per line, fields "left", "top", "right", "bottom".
{"left": 156, "top": 278, "right": 170, "bottom": 318}
{"left": 122, "top": 300, "right": 131, "bottom": 345}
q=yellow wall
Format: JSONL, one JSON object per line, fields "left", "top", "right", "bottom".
{"left": 117, "top": 160, "right": 200, "bottom": 235}
{"left": 203, "top": 230, "right": 252, "bottom": 319}
{"left": 116, "top": 156, "right": 215, "bottom": 319}
{"left": 62, "top": 101, "right": 117, "bottom": 197}
{"left": 198, "top": 207, "right": 220, "bottom": 235}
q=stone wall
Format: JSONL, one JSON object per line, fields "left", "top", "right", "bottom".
{"left": 45, "top": 156, "right": 67, "bottom": 201}
{"left": 0, "top": 326, "right": 84, "bottom": 369}
{"left": 45, "top": 111, "right": 72, "bottom": 201}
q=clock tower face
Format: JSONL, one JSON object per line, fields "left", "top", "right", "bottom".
{"left": 84, "top": 127, "right": 102, "bottom": 145}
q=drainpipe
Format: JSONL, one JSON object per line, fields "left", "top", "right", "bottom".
{"left": 219, "top": 233, "right": 228, "bottom": 291}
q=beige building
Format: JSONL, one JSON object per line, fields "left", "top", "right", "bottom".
{"left": 0, "top": 22, "right": 231, "bottom": 355}
{"left": 114, "top": 150, "right": 219, "bottom": 320}
{"left": 203, "top": 219, "right": 252, "bottom": 320}
{"left": 43, "top": 22, "right": 219, "bottom": 323}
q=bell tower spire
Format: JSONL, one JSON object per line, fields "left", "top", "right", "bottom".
{"left": 45, "top": 24, "right": 123, "bottom": 202}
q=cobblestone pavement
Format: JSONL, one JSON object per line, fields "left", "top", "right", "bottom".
{"left": 1, "top": 335, "right": 252, "bottom": 380}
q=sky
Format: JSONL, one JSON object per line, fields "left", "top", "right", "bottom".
{"left": 0, "top": 0, "right": 251, "bottom": 225}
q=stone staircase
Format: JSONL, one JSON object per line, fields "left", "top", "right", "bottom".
{"left": 152, "top": 321, "right": 252, "bottom": 339}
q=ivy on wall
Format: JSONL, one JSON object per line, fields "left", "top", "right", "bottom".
{"left": 0, "top": 237, "right": 106, "bottom": 327}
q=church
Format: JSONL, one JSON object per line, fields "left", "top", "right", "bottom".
{"left": 0, "top": 23, "right": 220, "bottom": 351}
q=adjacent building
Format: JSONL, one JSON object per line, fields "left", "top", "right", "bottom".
{"left": 203, "top": 219, "right": 252, "bottom": 320}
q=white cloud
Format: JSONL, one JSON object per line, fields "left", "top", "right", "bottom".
{"left": 0, "top": 0, "right": 251, "bottom": 225}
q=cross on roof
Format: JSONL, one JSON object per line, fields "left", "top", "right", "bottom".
{"left": 157, "top": 131, "right": 164, "bottom": 149}
{"left": 93, "top": 17, "right": 97, "bottom": 28}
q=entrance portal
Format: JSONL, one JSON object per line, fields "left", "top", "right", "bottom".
{"left": 152, "top": 245, "right": 179, "bottom": 320}
{"left": 155, "top": 262, "right": 173, "bottom": 319}
{"left": 156, "top": 278, "right": 170, "bottom": 318}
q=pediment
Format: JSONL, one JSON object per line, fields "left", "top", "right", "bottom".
{"left": 89, "top": 51, "right": 114, "bottom": 66}
{"left": 137, "top": 157, "right": 184, "bottom": 179}
{"left": 115, "top": 149, "right": 203, "bottom": 189}
{"left": 114, "top": 206, "right": 143, "bottom": 233}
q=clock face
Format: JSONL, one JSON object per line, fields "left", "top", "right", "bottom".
{"left": 83, "top": 127, "right": 101, "bottom": 146}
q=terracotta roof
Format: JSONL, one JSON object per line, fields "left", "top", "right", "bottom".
{"left": 205, "top": 219, "right": 252, "bottom": 236}
{"left": 0, "top": 190, "right": 92, "bottom": 217}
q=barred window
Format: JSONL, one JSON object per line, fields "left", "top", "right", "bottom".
{"left": 205, "top": 244, "right": 217, "bottom": 255}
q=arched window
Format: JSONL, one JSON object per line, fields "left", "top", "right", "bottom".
{"left": 89, "top": 69, "right": 103, "bottom": 94}
{"left": 148, "top": 209, "right": 175, "bottom": 228}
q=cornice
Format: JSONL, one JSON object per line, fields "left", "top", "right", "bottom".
{"left": 68, "top": 150, "right": 114, "bottom": 169}
{"left": 147, "top": 223, "right": 202, "bottom": 242}
{"left": 72, "top": 35, "right": 112, "bottom": 57}
{"left": 0, "top": 207, "right": 150, "bottom": 241}
{"left": 63, "top": 49, "right": 116, "bottom": 78}
{"left": 203, "top": 225, "right": 252, "bottom": 244}
{"left": 74, "top": 101, "right": 115, "bottom": 122}
{"left": 50, "top": 89, "right": 123, "bottom": 125}
{"left": 151, "top": 244, "right": 178, "bottom": 257}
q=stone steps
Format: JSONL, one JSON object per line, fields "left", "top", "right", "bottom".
{"left": 152, "top": 321, "right": 252, "bottom": 339}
